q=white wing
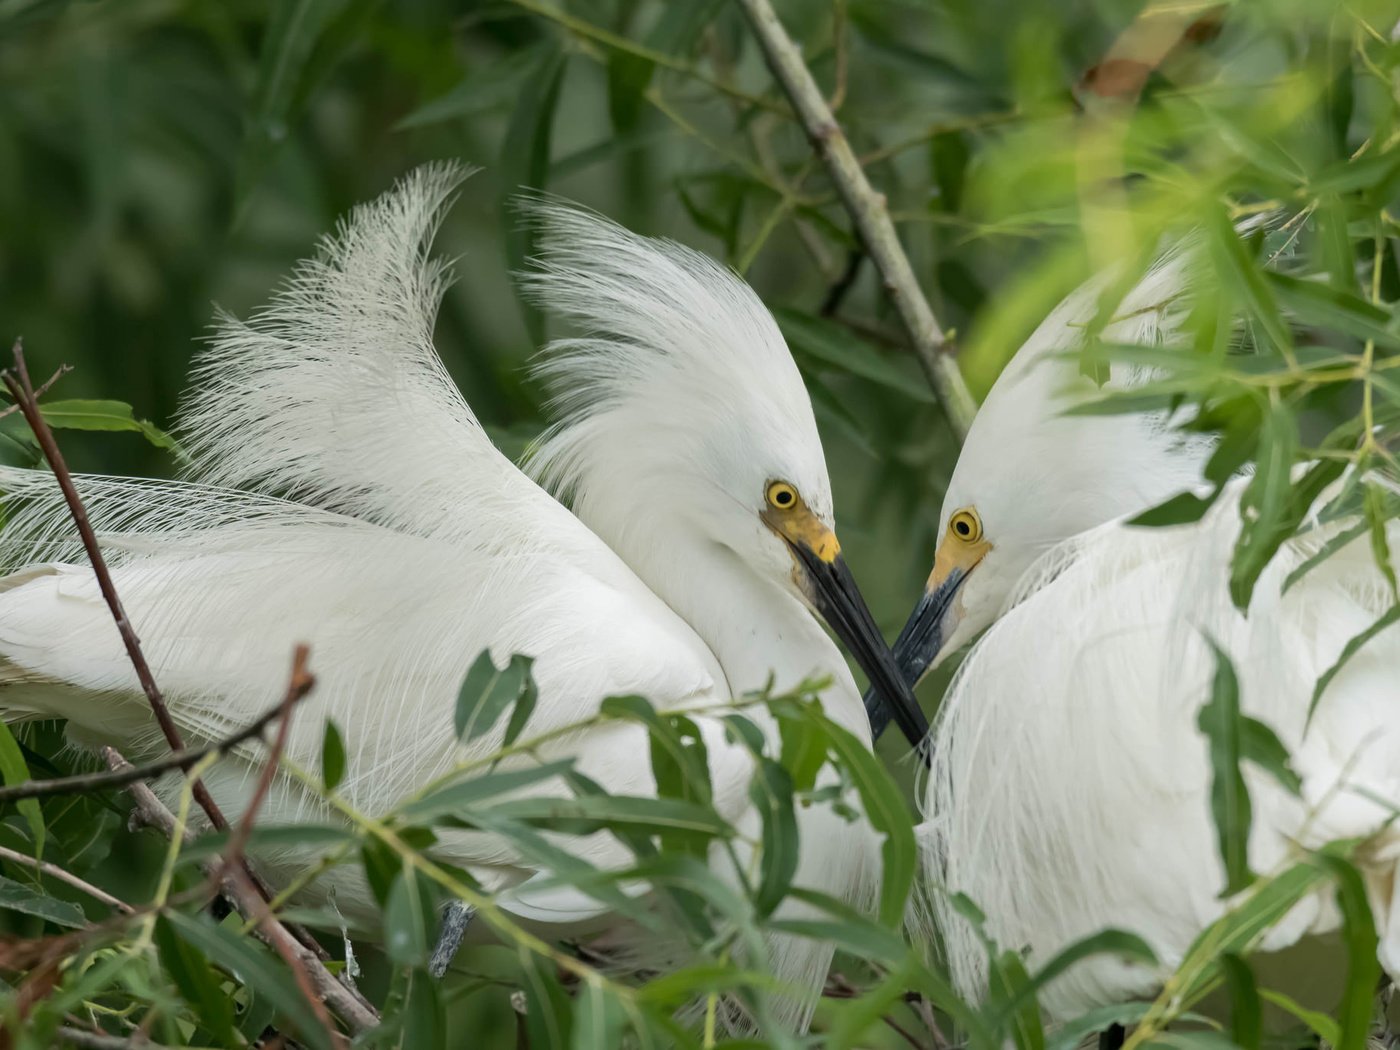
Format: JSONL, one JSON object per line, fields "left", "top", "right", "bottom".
{"left": 0, "top": 166, "right": 747, "bottom": 890}
{"left": 917, "top": 474, "right": 1400, "bottom": 1018}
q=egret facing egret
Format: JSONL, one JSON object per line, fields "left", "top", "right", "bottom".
{"left": 0, "top": 164, "right": 922, "bottom": 1031}
{"left": 880, "top": 242, "right": 1400, "bottom": 1019}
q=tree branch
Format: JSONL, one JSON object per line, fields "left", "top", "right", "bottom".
{"left": 734, "top": 0, "right": 978, "bottom": 439}
{"left": 0, "top": 845, "right": 132, "bottom": 916}
{"left": 103, "top": 744, "right": 380, "bottom": 1036}
{"left": 0, "top": 687, "right": 316, "bottom": 805}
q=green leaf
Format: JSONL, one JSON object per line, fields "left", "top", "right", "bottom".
{"left": 1309, "top": 605, "right": 1400, "bottom": 725}
{"left": 35, "top": 399, "right": 180, "bottom": 455}
{"left": 991, "top": 929, "right": 1157, "bottom": 1029}
{"left": 166, "top": 911, "right": 332, "bottom": 1050}
{"left": 396, "top": 43, "right": 554, "bottom": 130}
{"left": 1282, "top": 520, "right": 1367, "bottom": 593}
{"left": 384, "top": 864, "right": 439, "bottom": 968}
{"left": 1257, "top": 988, "right": 1341, "bottom": 1046}
{"left": 502, "top": 660, "right": 539, "bottom": 747}
{"left": 1364, "top": 482, "right": 1399, "bottom": 600}
{"left": 0, "top": 723, "right": 43, "bottom": 859}
{"left": 572, "top": 979, "right": 628, "bottom": 1050}
{"left": 1310, "top": 852, "right": 1381, "bottom": 1050}
{"left": 0, "top": 874, "right": 84, "bottom": 927}
{"left": 749, "top": 758, "right": 797, "bottom": 917}
{"left": 320, "top": 720, "right": 345, "bottom": 792}
{"left": 502, "top": 47, "right": 567, "bottom": 345}
{"left": 237, "top": 0, "right": 349, "bottom": 209}
{"left": 1229, "top": 401, "right": 1297, "bottom": 610}
{"left": 395, "top": 967, "right": 447, "bottom": 1050}
{"left": 453, "top": 650, "right": 533, "bottom": 743}
{"left": 485, "top": 794, "right": 732, "bottom": 845}
{"left": 1219, "top": 953, "right": 1261, "bottom": 1050}
{"left": 1207, "top": 205, "right": 1294, "bottom": 358}
{"left": 1239, "top": 716, "right": 1301, "bottom": 796}
{"left": 153, "top": 914, "right": 237, "bottom": 1045}
{"left": 765, "top": 917, "right": 908, "bottom": 965}
{"left": 774, "top": 308, "right": 936, "bottom": 404}
{"left": 1128, "top": 490, "right": 1217, "bottom": 528}
{"left": 398, "top": 761, "right": 575, "bottom": 825}
{"left": 1197, "top": 640, "right": 1254, "bottom": 896}
{"left": 1267, "top": 272, "right": 1399, "bottom": 351}
{"left": 179, "top": 824, "right": 356, "bottom": 864}
{"left": 518, "top": 947, "right": 573, "bottom": 1049}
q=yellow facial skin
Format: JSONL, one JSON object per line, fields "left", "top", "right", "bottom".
{"left": 760, "top": 480, "right": 841, "bottom": 563}
{"left": 927, "top": 507, "right": 992, "bottom": 594}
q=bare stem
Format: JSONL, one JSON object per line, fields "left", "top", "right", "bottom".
{"left": 0, "top": 845, "right": 132, "bottom": 915}
{"left": 733, "top": 0, "right": 978, "bottom": 438}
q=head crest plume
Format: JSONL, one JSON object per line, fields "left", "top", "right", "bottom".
{"left": 520, "top": 198, "right": 827, "bottom": 520}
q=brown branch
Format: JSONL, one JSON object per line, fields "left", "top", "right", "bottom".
{"left": 0, "top": 342, "right": 227, "bottom": 832}
{"left": 56, "top": 1026, "right": 178, "bottom": 1049}
{"left": 103, "top": 745, "right": 380, "bottom": 1036}
{"left": 0, "top": 845, "right": 132, "bottom": 915}
{"left": 0, "top": 364, "right": 70, "bottom": 422}
{"left": 0, "top": 341, "right": 333, "bottom": 964}
{"left": 1079, "top": 2, "right": 1224, "bottom": 107}
{"left": 734, "top": 1, "right": 978, "bottom": 438}
{"left": 0, "top": 686, "right": 316, "bottom": 805}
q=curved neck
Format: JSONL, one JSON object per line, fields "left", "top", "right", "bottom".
{"left": 609, "top": 522, "right": 870, "bottom": 740}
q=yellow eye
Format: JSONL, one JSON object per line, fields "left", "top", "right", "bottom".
{"left": 766, "top": 481, "right": 799, "bottom": 510}
{"left": 949, "top": 508, "right": 982, "bottom": 543}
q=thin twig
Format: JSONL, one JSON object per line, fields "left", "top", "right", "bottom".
{"left": 0, "top": 342, "right": 228, "bottom": 832}
{"left": 103, "top": 744, "right": 380, "bottom": 1035}
{"left": 0, "top": 341, "right": 333, "bottom": 964}
{"left": 55, "top": 1026, "right": 177, "bottom": 1049}
{"left": 0, "top": 364, "right": 70, "bottom": 422}
{"left": 0, "top": 688, "right": 316, "bottom": 804}
{"left": 734, "top": 1, "right": 978, "bottom": 438}
{"left": 821, "top": 250, "right": 864, "bottom": 317}
{"left": 0, "top": 845, "right": 132, "bottom": 915}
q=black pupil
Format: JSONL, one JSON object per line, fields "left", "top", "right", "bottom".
{"left": 776, "top": 490, "right": 792, "bottom": 505}
{"left": 955, "top": 520, "right": 970, "bottom": 536}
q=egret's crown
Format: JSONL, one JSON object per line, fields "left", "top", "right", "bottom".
{"left": 523, "top": 201, "right": 927, "bottom": 743}
{"left": 887, "top": 244, "right": 1219, "bottom": 695}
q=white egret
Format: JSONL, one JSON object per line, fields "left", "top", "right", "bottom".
{"left": 0, "top": 164, "right": 923, "bottom": 1030}
{"left": 869, "top": 245, "right": 1400, "bottom": 1021}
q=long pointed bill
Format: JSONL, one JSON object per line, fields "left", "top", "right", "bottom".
{"left": 861, "top": 566, "right": 970, "bottom": 740}
{"left": 786, "top": 543, "right": 931, "bottom": 752}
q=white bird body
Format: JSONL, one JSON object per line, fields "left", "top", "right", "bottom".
{"left": 922, "top": 479, "right": 1400, "bottom": 1018}
{"left": 889, "top": 242, "right": 1400, "bottom": 1020}
{"left": 0, "top": 166, "right": 888, "bottom": 1029}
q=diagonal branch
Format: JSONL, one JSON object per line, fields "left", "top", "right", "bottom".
{"left": 0, "top": 685, "right": 317, "bottom": 804}
{"left": 734, "top": 0, "right": 978, "bottom": 439}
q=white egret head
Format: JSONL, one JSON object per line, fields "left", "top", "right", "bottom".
{"left": 523, "top": 201, "right": 927, "bottom": 742}
{"left": 881, "top": 248, "right": 1217, "bottom": 693}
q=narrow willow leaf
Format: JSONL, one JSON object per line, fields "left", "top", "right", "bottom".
{"left": 502, "top": 47, "right": 567, "bottom": 345}
{"left": 828, "top": 955, "right": 923, "bottom": 1050}
{"left": 453, "top": 650, "right": 530, "bottom": 743}
{"left": 987, "top": 948, "right": 1044, "bottom": 1050}
{"left": 396, "top": 43, "right": 553, "bottom": 129}
{"left": 1282, "top": 520, "right": 1367, "bottom": 593}
{"left": 1128, "top": 490, "right": 1217, "bottom": 528}
{"left": 384, "top": 864, "right": 438, "bottom": 967}
{"left": 399, "top": 761, "right": 574, "bottom": 824}
{"left": 1364, "top": 482, "right": 1398, "bottom": 600}
{"left": 0, "top": 874, "right": 84, "bottom": 927}
{"left": 1219, "top": 953, "right": 1261, "bottom": 1050}
{"left": 1229, "top": 401, "right": 1296, "bottom": 610}
{"left": 1266, "top": 272, "right": 1398, "bottom": 350}
{"left": 167, "top": 911, "right": 332, "bottom": 1050}
{"left": 1197, "top": 641, "right": 1254, "bottom": 895}
{"left": 1308, "top": 605, "right": 1400, "bottom": 726}
{"left": 519, "top": 947, "right": 574, "bottom": 1049}
{"left": 485, "top": 794, "right": 731, "bottom": 844}
{"left": 237, "top": 0, "right": 349, "bottom": 208}
{"left": 749, "top": 758, "right": 798, "bottom": 917}
{"left": 1311, "top": 852, "right": 1381, "bottom": 1050}
{"left": 1239, "top": 716, "right": 1301, "bottom": 795}
{"left": 765, "top": 917, "right": 907, "bottom": 965}
{"left": 572, "top": 979, "right": 628, "bottom": 1050}
{"left": 0, "top": 723, "right": 43, "bottom": 859}
{"left": 36, "top": 399, "right": 180, "bottom": 454}
{"left": 990, "top": 929, "right": 1157, "bottom": 1030}
{"left": 502, "top": 657, "right": 538, "bottom": 747}
{"left": 1257, "top": 988, "right": 1341, "bottom": 1046}
{"left": 396, "top": 967, "right": 447, "bottom": 1050}
{"left": 1233, "top": 454, "right": 1345, "bottom": 611}
{"left": 178, "top": 824, "right": 356, "bottom": 864}
{"left": 153, "top": 914, "right": 238, "bottom": 1045}
{"left": 320, "top": 720, "right": 345, "bottom": 792}
{"left": 1207, "top": 206, "right": 1293, "bottom": 357}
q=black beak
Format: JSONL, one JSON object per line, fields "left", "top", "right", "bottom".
{"left": 791, "top": 545, "right": 931, "bottom": 753}
{"left": 861, "top": 567, "right": 967, "bottom": 742}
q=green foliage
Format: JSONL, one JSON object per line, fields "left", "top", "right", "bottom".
{"left": 4, "top": 0, "right": 1400, "bottom": 1047}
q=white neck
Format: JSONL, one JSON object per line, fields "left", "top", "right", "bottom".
{"left": 612, "top": 523, "right": 870, "bottom": 741}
